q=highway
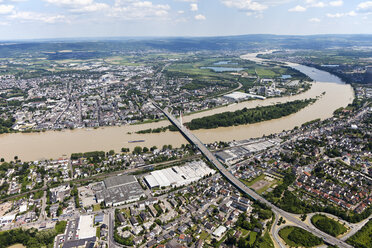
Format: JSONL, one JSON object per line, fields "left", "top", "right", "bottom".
{"left": 153, "top": 101, "right": 353, "bottom": 248}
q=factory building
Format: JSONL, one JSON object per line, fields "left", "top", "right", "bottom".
{"left": 95, "top": 175, "right": 145, "bottom": 207}
{"left": 224, "top": 91, "right": 265, "bottom": 101}
{"left": 144, "top": 161, "right": 215, "bottom": 189}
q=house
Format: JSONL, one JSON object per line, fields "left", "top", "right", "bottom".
{"left": 178, "top": 225, "right": 188, "bottom": 233}
{"left": 133, "top": 237, "right": 142, "bottom": 246}
{"left": 130, "top": 216, "right": 139, "bottom": 226}
{"left": 116, "top": 213, "right": 126, "bottom": 224}
{"left": 147, "top": 240, "right": 157, "bottom": 248}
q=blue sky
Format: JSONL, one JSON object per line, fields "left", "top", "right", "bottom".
{"left": 0, "top": 0, "right": 371, "bottom": 40}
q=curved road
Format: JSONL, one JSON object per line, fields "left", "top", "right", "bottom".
{"left": 154, "top": 101, "right": 353, "bottom": 248}
{"left": 306, "top": 212, "right": 372, "bottom": 241}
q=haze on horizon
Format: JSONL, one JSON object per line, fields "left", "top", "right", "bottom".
{"left": 0, "top": 0, "right": 371, "bottom": 40}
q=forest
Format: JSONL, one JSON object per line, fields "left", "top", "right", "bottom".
{"left": 311, "top": 214, "right": 347, "bottom": 237}
{"left": 0, "top": 228, "right": 57, "bottom": 248}
{"left": 186, "top": 99, "right": 315, "bottom": 130}
{"left": 0, "top": 117, "right": 15, "bottom": 134}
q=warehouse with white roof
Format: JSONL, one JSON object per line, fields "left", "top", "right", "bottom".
{"left": 144, "top": 161, "right": 215, "bottom": 189}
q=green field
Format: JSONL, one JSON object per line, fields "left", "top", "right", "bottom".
{"left": 248, "top": 231, "right": 257, "bottom": 245}
{"left": 93, "top": 204, "right": 101, "bottom": 212}
{"left": 311, "top": 214, "right": 347, "bottom": 237}
{"left": 241, "top": 174, "right": 279, "bottom": 194}
{"left": 120, "top": 208, "right": 131, "bottom": 219}
{"left": 55, "top": 220, "right": 67, "bottom": 234}
{"left": 199, "top": 230, "right": 210, "bottom": 240}
{"left": 258, "top": 231, "right": 275, "bottom": 248}
{"left": 279, "top": 226, "right": 323, "bottom": 247}
{"left": 166, "top": 57, "right": 305, "bottom": 80}
{"left": 347, "top": 219, "right": 372, "bottom": 248}
{"left": 242, "top": 174, "right": 266, "bottom": 187}
{"left": 237, "top": 227, "right": 250, "bottom": 237}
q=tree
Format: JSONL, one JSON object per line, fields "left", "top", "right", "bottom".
{"left": 133, "top": 146, "right": 142, "bottom": 154}
{"left": 57, "top": 206, "right": 62, "bottom": 216}
{"left": 121, "top": 147, "right": 130, "bottom": 153}
{"left": 150, "top": 146, "right": 157, "bottom": 151}
{"left": 301, "top": 214, "right": 307, "bottom": 221}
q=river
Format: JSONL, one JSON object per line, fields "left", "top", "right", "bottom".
{"left": 0, "top": 53, "right": 354, "bottom": 161}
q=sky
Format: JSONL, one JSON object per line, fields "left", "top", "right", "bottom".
{"left": 0, "top": 0, "right": 372, "bottom": 40}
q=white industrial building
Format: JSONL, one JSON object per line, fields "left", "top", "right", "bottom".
{"left": 144, "top": 161, "right": 215, "bottom": 189}
{"left": 213, "top": 226, "right": 227, "bottom": 238}
{"left": 224, "top": 91, "right": 266, "bottom": 101}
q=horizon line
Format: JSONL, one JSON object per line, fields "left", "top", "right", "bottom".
{"left": 2, "top": 33, "right": 372, "bottom": 43}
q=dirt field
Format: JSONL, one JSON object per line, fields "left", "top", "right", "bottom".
{"left": 0, "top": 202, "right": 12, "bottom": 217}
{"left": 7, "top": 244, "right": 26, "bottom": 248}
{"left": 250, "top": 179, "right": 271, "bottom": 191}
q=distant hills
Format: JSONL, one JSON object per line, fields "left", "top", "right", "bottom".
{"left": 1, "top": 34, "right": 372, "bottom": 58}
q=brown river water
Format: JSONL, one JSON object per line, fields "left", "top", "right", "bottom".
{"left": 0, "top": 53, "right": 354, "bottom": 161}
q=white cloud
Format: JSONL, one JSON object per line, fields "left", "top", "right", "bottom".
{"left": 194, "top": 14, "right": 205, "bottom": 20}
{"left": 329, "top": 0, "right": 343, "bottom": 7}
{"left": 327, "top": 11, "right": 357, "bottom": 18}
{"left": 305, "top": 0, "right": 326, "bottom": 8}
{"left": 9, "top": 11, "right": 66, "bottom": 23}
{"left": 177, "top": 10, "right": 184, "bottom": 14}
{"left": 70, "top": 2, "right": 109, "bottom": 12}
{"left": 110, "top": 1, "right": 170, "bottom": 20}
{"left": 220, "top": 0, "right": 300, "bottom": 16}
{"left": 0, "top": 4, "right": 14, "bottom": 14}
{"left": 348, "top": 11, "right": 357, "bottom": 16}
{"left": 190, "top": 3, "right": 198, "bottom": 11}
{"left": 221, "top": 0, "right": 268, "bottom": 12}
{"left": 44, "top": 0, "right": 93, "bottom": 6}
{"left": 309, "top": 17, "right": 320, "bottom": 22}
{"left": 326, "top": 12, "right": 343, "bottom": 18}
{"left": 312, "top": 2, "right": 325, "bottom": 8}
{"left": 44, "top": 0, "right": 109, "bottom": 13}
{"left": 357, "top": 1, "right": 372, "bottom": 13}
{"left": 288, "top": 5, "right": 306, "bottom": 12}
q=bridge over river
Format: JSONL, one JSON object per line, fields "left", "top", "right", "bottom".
{"left": 152, "top": 100, "right": 353, "bottom": 248}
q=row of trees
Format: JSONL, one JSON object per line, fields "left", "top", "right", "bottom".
{"left": 70, "top": 151, "right": 105, "bottom": 162}
{"left": 186, "top": 99, "right": 315, "bottom": 130}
